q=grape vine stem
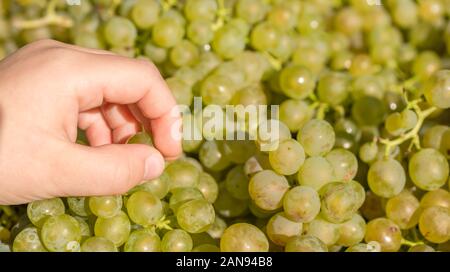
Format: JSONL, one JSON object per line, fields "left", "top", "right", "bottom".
{"left": 12, "top": 0, "right": 73, "bottom": 29}
{"left": 380, "top": 103, "right": 437, "bottom": 157}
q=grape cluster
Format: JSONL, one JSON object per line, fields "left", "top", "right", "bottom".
{"left": 0, "top": 0, "right": 450, "bottom": 252}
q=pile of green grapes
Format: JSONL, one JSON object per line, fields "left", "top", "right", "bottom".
{"left": 1, "top": 0, "right": 450, "bottom": 252}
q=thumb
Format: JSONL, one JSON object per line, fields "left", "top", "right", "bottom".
{"left": 54, "top": 143, "right": 165, "bottom": 197}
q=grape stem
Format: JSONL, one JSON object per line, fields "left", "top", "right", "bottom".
{"left": 262, "top": 51, "right": 282, "bottom": 71}
{"left": 212, "top": 0, "right": 229, "bottom": 31}
{"left": 162, "top": 0, "right": 177, "bottom": 12}
{"left": 153, "top": 215, "right": 173, "bottom": 231}
{"left": 401, "top": 238, "right": 424, "bottom": 248}
{"left": 12, "top": 0, "right": 73, "bottom": 29}
{"left": 308, "top": 93, "right": 330, "bottom": 120}
{"left": 380, "top": 102, "right": 437, "bottom": 157}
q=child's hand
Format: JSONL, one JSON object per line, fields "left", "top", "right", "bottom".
{"left": 0, "top": 39, "right": 182, "bottom": 205}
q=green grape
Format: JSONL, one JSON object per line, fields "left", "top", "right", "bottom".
{"left": 27, "top": 198, "right": 65, "bottom": 228}
{"left": 220, "top": 223, "right": 269, "bottom": 252}
{"left": 391, "top": 0, "right": 418, "bottom": 28}
{"left": 161, "top": 229, "right": 193, "bottom": 252}
{"left": 152, "top": 18, "right": 185, "bottom": 48}
{"left": 234, "top": 51, "right": 269, "bottom": 84}
{"left": 408, "top": 244, "right": 435, "bottom": 252}
{"left": 280, "top": 65, "right": 316, "bottom": 100}
{"left": 385, "top": 112, "right": 405, "bottom": 136}
{"left": 306, "top": 215, "right": 340, "bottom": 246}
{"left": 349, "top": 54, "right": 374, "bottom": 77}
{"left": 420, "top": 189, "right": 450, "bottom": 209}
{"left": 225, "top": 165, "right": 250, "bottom": 200}
{"left": 207, "top": 216, "right": 227, "bottom": 239}
{"left": 213, "top": 61, "right": 246, "bottom": 90}
{"left": 227, "top": 18, "right": 251, "bottom": 37}
{"left": 174, "top": 66, "right": 201, "bottom": 86}
{"left": 81, "top": 237, "right": 117, "bottom": 252}
{"left": 166, "top": 77, "right": 192, "bottom": 105}
{"left": 320, "top": 182, "right": 361, "bottom": 223}
{"left": 423, "top": 125, "right": 449, "bottom": 150}
{"left": 161, "top": 8, "right": 186, "bottom": 26}
{"left": 331, "top": 50, "right": 353, "bottom": 71}
{"left": 41, "top": 214, "right": 81, "bottom": 252}
{"left": 337, "top": 214, "right": 366, "bottom": 247}
{"left": 352, "top": 96, "right": 386, "bottom": 126}
{"left": 170, "top": 187, "right": 205, "bottom": 212}
{"left": 94, "top": 211, "right": 130, "bottom": 247}
{"left": 256, "top": 120, "right": 292, "bottom": 152}
{"left": 409, "top": 148, "right": 449, "bottom": 191}
{"left": 103, "top": 16, "right": 137, "bottom": 47}
{"left": 197, "top": 172, "right": 218, "bottom": 203}
{"left": 184, "top": 0, "right": 217, "bottom": 21}
{"left": 231, "top": 83, "right": 268, "bottom": 106}
{"left": 296, "top": 3, "right": 324, "bottom": 34}
{"left": 200, "top": 74, "right": 236, "bottom": 106}
{"left": 351, "top": 75, "right": 384, "bottom": 100}
{"left": 12, "top": 227, "right": 47, "bottom": 252}
{"left": 169, "top": 40, "right": 199, "bottom": 67}
{"left": 74, "top": 31, "right": 105, "bottom": 49}
{"left": 250, "top": 22, "right": 280, "bottom": 52}
{"left": 283, "top": 186, "right": 320, "bottom": 223}
{"left": 235, "top": 0, "right": 267, "bottom": 24}
{"left": 359, "top": 142, "right": 379, "bottom": 164}
{"left": 317, "top": 72, "right": 350, "bottom": 105}
{"left": 266, "top": 212, "right": 303, "bottom": 246}
{"left": 345, "top": 241, "right": 381, "bottom": 252}
{"left": 423, "top": 70, "right": 450, "bottom": 109}
{"left": 128, "top": 131, "right": 155, "bottom": 145}
{"left": 88, "top": 195, "right": 122, "bottom": 219}
{"left": 284, "top": 235, "right": 328, "bottom": 252}
{"left": 176, "top": 199, "right": 215, "bottom": 233}
{"left": 222, "top": 135, "right": 257, "bottom": 164}
{"left": 298, "top": 119, "right": 335, "bottom": 157}
{"left": 348, "top": 180, "right": 366, "bottom": 208}
{"left": 199, "top": 140, "right": 232, "bottom": 171}
{"left": 401, "top": 109, "right": 418, "bottom": 130}
{"left": 124, "top": 229, "right": 160, "bottom": 252}
{"left": 279, "top": 99, "right": 313, "bottom": 132}
{"left": 248, "top": 170, "right": 290, "bottom": 211}
{"left": 297, "top": 156, "right": 334, "bottom": 191}
{"left": 385, "top": 190, "right": 419, "bottom": 229}
{"left": 368, "top": 158, "right": 406, "bottom": 198}
{"left": 192, "top": 244, "right": 220, "bottom": 252}
{"left": 212, "top": 25, "right": 246, "bottom": 59}
{"left": 269, "top": 139, "right": 305, "bottom": 176}
{"left": 187, "top": 19, "right": 214, "bottom": 45}
{"left": 440, "top": 129, "right": 450, "bottom": 159}
{"left": 214, "top": 183, "right": 249, "bottom": 218}
{"left": 165, "top": 160, "right": 200, "bottom": 191}
{"left": 267, "top": 4, "right": 296, "bottom": 29}
{"left": 412, "top": 51, "right": 442, "bottom": 81}
{"left": 144, "top": 40, "right": 167, "bottom": 64}
{"left": 126, "top": 191, "right": 162, "bottom": 227}
{"left": 325, "top": 148, "right": 358, "bottom": 182}
{"left": 73, "top": 216, "right": 91, "bottom": 238}
{"left": 129, "top": 172, "right": 170, "bottom": 199}
{"left": 67, "top": 197, "right": 89, "bottom": 217}
{"left": 334, "top": 7, "right": 362, "bottom": 35}
{"left": 364, "top": 218, "right": 402, "bottom": 252}
{"left": 418, "top": 0, "right": 445, "bottom": 24}
{"left": 130, "top": 0, "right": 160, "bottom": 29}
{"left": 419, "top": 206, "right": 450, "bottom": 243}
{"left": 269, "top": 32, "right": 294, "bottom": 62}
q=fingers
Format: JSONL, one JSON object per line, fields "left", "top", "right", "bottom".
{"left": 56, "top": 143, "right": 165, "bottom": 197}
{"left": 67, "top": 49, "right": 181, "bottom": 158}
{"left": 101, "top": 103, "right": 140, "bottom": 144}
{"left": 78, "top": 109, "right": 112, "bottom": 146}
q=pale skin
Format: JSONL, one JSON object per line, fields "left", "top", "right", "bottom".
{"left": 0, "top": 39, "right": 182, "bottom": 205}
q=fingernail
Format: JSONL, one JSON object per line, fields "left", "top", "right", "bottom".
{"left": 144, "top": 153, "right": 164, "bottom": 181}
